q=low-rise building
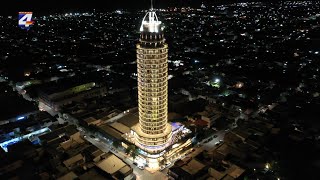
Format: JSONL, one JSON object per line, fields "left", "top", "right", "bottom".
{"left": 168, "top": 159, "right": 207, "bottom": 179}
{"left": 38, "top": 81, "right": 107, "bottom": 115}
{"left": 95, "top": 153, "right": 133, "bottom": 180}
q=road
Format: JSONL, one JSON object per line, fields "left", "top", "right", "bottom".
{"left": 200, "top": 130, "right": 227, "bottom": 151}
{"left": 83, "top": 133, "right": 169, "bottom": 180}
{"left": 81, "top": 127, "right": 230, "bottom": 180}
{"left": 198, "top": 121, "right": 240, "bottom": 151}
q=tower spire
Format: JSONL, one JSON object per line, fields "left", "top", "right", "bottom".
{"left": 151, "top": 0, "right": 153, "bottom": 10}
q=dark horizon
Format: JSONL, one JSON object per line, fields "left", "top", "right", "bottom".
{"left": 3, "top": 0, "right": 188, "bottom": 15}
{"left": 1, "top": 0, "right": 282, "bottom": 15}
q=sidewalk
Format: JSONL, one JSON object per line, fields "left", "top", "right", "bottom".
{"left": 145, "top": 167, "right": 160, "bottom": 174}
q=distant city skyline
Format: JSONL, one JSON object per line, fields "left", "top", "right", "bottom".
{"left": 0, "top": 0, "right": 282, "bottom": 15}
{"left": 2, "top": 0, "right": 188, "bottom": 15}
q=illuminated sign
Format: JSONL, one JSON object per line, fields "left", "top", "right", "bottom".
{"left": 17, "top": 116, "right": 25, "bottom": 120}
{"left": 18, "top": 12, "right": 34, "bottom": 30}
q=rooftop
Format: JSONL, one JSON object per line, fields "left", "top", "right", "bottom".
{"left": 63, "top": 153, "right": 84, "bottom": 168}
{"left": 0, "top": 83, "right": 37, "bottom": 121}
{"left": 99, "top": 124, "right": 123, "bottom": 140}
{"left": 181, "top": 159, "right": 206, "bottom": 175}
{"left": 117, "top": 113, "right": 139, "bottom": 128}
{"left": 95, "top": 154, "right": 126, "bottom": 174}
{"left": 78, "top": 169, "right": 105, "bottom": 180}
{"left": 110, "top": 122, "right": 130, "bottom": 134}
{"left": 57, "top": 171, "right": 78, "bottom": 180}
{"left": 38, "top": 77, "right": 94, "bottom": 95}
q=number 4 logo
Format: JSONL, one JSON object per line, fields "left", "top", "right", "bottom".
{"left": 18, "top": 12, "right": 34, "bottom": 30}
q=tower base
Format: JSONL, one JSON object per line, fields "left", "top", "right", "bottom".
{"left": 132, "top": 123, "right": 172, "bottom": 154}
{"left": 125, "top": 122, "right": 193, "bottom": 172}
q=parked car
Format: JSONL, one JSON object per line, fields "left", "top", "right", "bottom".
{"left": 138, "top": 165, "right": 145, "bottom": 170}
{"left": 213, "top": 135, "right": 218, "bottom": 138}
{"left": 160, "top": 165, "right": 165, "bottom": 171}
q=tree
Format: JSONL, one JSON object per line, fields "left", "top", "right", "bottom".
{"left": 131, "top": 150, "right": 137, "bottom": 160}
{"left": 131, "top": 148, "right": 139, "bottom": 161}
{"left": 126, "top": 145, "right": 139, "bottom": 160}
{"left": 112, "top": 141, "right": 120, "bottom": 149}
{"left": 125, "top": 147, "right": 131, "bottom": 154}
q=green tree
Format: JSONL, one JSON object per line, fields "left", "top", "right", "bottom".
{"left": 125, "top": 147, "right": 131, "bottom": 154}
{"left": 125, "top": 145, "right": 135, "bottom": 154}
{"left": 126, "top": 145, "right": 139, "bottom": 160}
{"left": 112, "top": 141, "right": 120, "bottom": 149}
{"left": 131, "top": 148, "right": 139, "bottom": 161}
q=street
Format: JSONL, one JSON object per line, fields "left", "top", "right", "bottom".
{"left": 81, "top": 126, "right": 230, "bottom": 180}
{"left": 83, "top": 133, "right": 169, "bottom": 180}
{"left": 201, "top": 130, "right": 226, "bottom": 151}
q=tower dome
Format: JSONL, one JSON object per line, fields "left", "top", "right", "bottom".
{"left": 140, "top": 10, "right": 163, "bottom": 33}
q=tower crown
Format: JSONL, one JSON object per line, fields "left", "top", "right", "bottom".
{"left": 140, "top": 10, "right": 162, "bottom": 33}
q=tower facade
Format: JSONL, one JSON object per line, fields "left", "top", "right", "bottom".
{"left": 134, "top": 10, "right": 172, "bottom": 154}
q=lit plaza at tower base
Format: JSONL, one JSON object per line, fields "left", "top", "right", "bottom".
{"left": 129, "top": 122, "right": 193, "bottom": 171}
{"left": 129, "top": 7, "right": 193, "bottom": 170}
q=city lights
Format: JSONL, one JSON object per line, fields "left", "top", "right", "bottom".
{"left": 265, "top": 163, "right": 270, "bottom": 170}
{"left": 1, "top": 1, "right": 319, "bottom": 179}
{"left": 17, "top": 116, "right": 25, "bottom": 120}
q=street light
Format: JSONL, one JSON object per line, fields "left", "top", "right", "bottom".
{"left": 265, "top": 163, "right": 270, "bottom": 170}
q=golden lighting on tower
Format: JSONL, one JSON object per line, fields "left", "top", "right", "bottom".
{"left": 134, "top": 8, "right": 172, "bottom": 154}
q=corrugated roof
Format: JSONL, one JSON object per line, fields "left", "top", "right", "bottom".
{"left": 96, "top": 154, "right": 126, "bottom": 174}
{"left": 117, "top": 113, "right": 139, "bottom": 128}
{"left": 181, "top": 159, "right": 205, "bottom": 175}
{"left": 99, "top": 124, "right": 123, "bottom": 140}
{"left": 110, "top": 122, "right": 130, "bottom": 134}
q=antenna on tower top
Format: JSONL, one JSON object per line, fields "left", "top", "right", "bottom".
{"left": 151, "top": 0, "right": 153, "bottom": 10}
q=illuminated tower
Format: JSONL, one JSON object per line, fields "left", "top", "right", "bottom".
{"left": 134, "top": 7, "right": 172, "bottom": 154}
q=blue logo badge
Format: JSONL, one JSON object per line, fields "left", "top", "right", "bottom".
{"left": 18, "top": 12, "right": 34, "bottom": 30}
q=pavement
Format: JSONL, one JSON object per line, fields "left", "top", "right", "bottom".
{"left": 81, "top": 126, "right": 231, "bottom": 180}
{"left": 83, "top": 133, "right": 169, "bottom": 180}
{"left": 201, "top": 130, "right": 227, "bottom": 151}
